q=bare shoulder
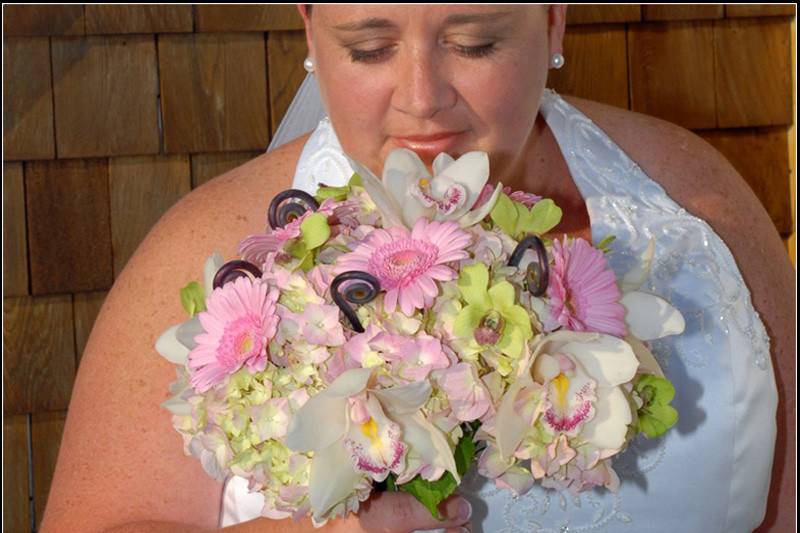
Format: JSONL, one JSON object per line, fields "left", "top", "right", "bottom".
{"left": 156, "top": 134, "right": 312, "bottom": 258}
{"left": 563, "top": 94, "right": 795, "bottom": 530}
{"left": 41, "top": 134, "right": 310, "bottom": 532}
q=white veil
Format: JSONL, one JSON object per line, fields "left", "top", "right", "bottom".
{"left": 266, "top": 73, "right": 327, "bottom": 153}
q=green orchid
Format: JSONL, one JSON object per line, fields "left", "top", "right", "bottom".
{"left": 453, "top": 263, "right": 534, "bottom": 370}
{"left": 489, "top": 193, "right": 562, "bottom": 240}
{"left": 633, "top": 374, "right": 679, "bottom": 438}
{"left": 180, "top": 281, "right": 206, "bottom": 316}
{"left": 285, "top": 212, "right": 331, "bottom": 271}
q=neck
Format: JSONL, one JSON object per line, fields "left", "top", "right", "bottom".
{"left": 493, "top": 111, "right": 592, "bottom": 240}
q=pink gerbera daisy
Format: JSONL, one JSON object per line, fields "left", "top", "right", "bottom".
{"left": 335, "top": 218, "right": 471, "bottom": 316}
{"left": 188, "top": 275, "right": 280, "bottom": 392}
{"left": 547, "top": 237, "right": 627, "bottom": 337}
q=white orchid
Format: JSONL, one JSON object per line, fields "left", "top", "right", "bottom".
{"left": 155, "top": 252, "right": 224, "bottom": 367}
{"left": 495, "top": 331, "right": 640, "bottom": 461}
{"left": 285, "top": 367, "right": 458, "bottom": 522}
{"left": 618, "top": 238, "right": 685, "bottom": 342}
{"left": 345, "top": 148, "right": 503, "bottom": 229}
{"left": 156, "top": 253, "right": 224, "bottom": 416}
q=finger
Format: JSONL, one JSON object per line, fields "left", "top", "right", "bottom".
{"left": 445, "top": 523, "right": 472, "bottom": 533}
{"left": 357, "top": 492, "right": 472, "bottom": 533}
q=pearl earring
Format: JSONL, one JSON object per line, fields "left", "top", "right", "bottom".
{"left": 303, "top": 57, "right": 315, "bottom": 73}
{"left": 550, "top": 53, "right": 565, "bottom": 70}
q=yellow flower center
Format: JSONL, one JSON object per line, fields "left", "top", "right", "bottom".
{"left": 360, "top": 418, "right": 381, "bottom": 447}
{"left": 553, "top": 372, "right": 570, "bottom": 408}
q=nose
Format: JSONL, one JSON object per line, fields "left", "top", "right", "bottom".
{"left": 391, "top": 45, "right": 457, "bottom": 119}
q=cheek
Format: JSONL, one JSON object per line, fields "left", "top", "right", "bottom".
{"left": 461, "top": 61, "right": 545, "bottom": 147}
{"left": 321, "top": 69, "right": 392, "bottom": 172}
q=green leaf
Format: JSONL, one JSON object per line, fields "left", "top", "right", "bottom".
{"left": 299, "top": 212, "right": 330, "bottom": 250}
{"left": 396, "top": 423, "right": 479, "bottom": 520}
{"left": 180, "top": 281, "right": 206, "bottom": 316}
{"left": 524, "top": 199, "right": 562, "bottom": 235}
{"left": 398, "top": 472, "right": 458, "bottom": 520}
{"left": 489, "top": 194, "right": 519, "bottom": 237}
{"left": 286, "top": 239, "right": 308, "bottom": 260}
{"left": 314, "top": 184, "right": 350, "bottom": 203}
{"left": 347, "top": 172, "right": 363, "bottom": 188}
{"left": 296, "top": 251, "right": 315, "bottom": 272}
{"left": 597, "top": 234, "right": 617, "bottom": 253}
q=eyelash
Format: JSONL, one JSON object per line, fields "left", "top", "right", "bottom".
{"left": 349, "top": 43, "right": 496, "bottom": 63}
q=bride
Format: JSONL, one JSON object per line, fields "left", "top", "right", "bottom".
{"left": 41, "top": 5, "right": 793, "bottom": 533}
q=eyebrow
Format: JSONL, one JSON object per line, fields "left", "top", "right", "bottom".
{"left": 332, "top": 11, "right": 515, "bottom": 32}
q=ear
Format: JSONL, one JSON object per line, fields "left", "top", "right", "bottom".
{"left": 547, "top": 5, "right": 568, "bottom": 56}
{"left": 297, "top": 4, "right": 315, "bottom": 60}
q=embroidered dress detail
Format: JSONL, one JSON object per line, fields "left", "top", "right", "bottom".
{"left": 220, "top": 89, "right": 778, "bottom": 533}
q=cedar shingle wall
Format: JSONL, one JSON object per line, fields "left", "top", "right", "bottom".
{"left": 2, "top": 5, "right": 796, "bottom": 531}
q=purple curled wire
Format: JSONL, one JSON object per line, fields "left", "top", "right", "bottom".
{"left": 330, "top": 271, "right": 381, "bottom": 333}
{"left": 212, "top": 260, "right": 263, "bottom": 290}
{"left": 508, "top": 235, "right": 549, "bottom": 297}
{"left": 268, "top": 189, "right": 320, "bottom": 230}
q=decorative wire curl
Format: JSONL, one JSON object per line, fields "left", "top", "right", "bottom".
{"left": 212, "top": 260, "right": 263, "bottom": 290}
{"left": 508, "top": 235, "right": 549, "bottom": 297}
{"left": 330, "top": 271, "right": 381, "bottom": 333}
{"left": 268, "top": 189, "right": 320, "bottom": 230}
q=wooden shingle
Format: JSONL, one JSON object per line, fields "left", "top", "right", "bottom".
{"left": 3, "top": 415, "right": 30, "bottom": 533}
{"left": 642, "top": 5, "right": 724, "bottom": 21}
{"left": 3, "top": 296, "right": 75, "bottom": 414}
{"left": 26, "top": 159, "right": 113, "bottom": 294}
{"left": 196, "top": 5, "right": 304, "bottom": 32}
{"left": 73, "top": 291, "right": 108, "bottom": 365}
{"left": 629, "top": 21, "right": 716, "bottom": 129}
{"left": 267, "top": 31, "right": 309, "bottom": 137}
{"left": 699, "top": 127, "right": 793, "bottom": 236}
{"left": 547, "top": 24, "right": 628, "bottom": 110}
{"left": 4, "top": 163, "right": 29, "bottom": 297}
{"left": 109, "top": 155, "right": 191, "bottom": 277}
{"left": 714, "top": 18, "right": 793, "bottom": 128}
{"left": 85, "top": 5, "right": 193, "bottom": 35}
{"left": 159, "top": 33, "right": 269, "bottom": 153}
{"left": 191, "top": 151, "right": 262, "bottom": 189}
{"left": 3, "top": 5, "right": 84, "bottom": 36}
{"left": 726, "top": 5, "right": 796, "bottom": 18}
{"left": 566, "top": 5, "right": 641, "bottom": 25}
{"left": 52, "top": 35, "right": 160, "bottom": 158}
{"left": 3, "top": 37, "right": 55, "bottom": 160}
{"left": 32, "top": 411, "right": 68, "bottom": 531}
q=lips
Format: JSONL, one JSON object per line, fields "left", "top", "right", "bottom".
{"left": 391, "top": 131, "right": 466, "bottom": 158}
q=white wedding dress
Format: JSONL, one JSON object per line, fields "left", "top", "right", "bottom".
{"left": 219, "top": 88, "right": 778, "bottom": 532}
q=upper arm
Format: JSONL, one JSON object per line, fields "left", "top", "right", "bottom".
{"left": 583, "top": 102, "right": 796, "bottom": 530}
{"left": 41, "top": 139, "right": 306, "bottom": 532}
{"left": 648, "top": 127, "right": 796, "bottom": 532}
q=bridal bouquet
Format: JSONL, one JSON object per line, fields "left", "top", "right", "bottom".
{"left": 156, "top": 149, "right": 685, "bottom": 526}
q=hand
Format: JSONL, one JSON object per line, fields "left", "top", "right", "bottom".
{"left": 330, "top": 492, "right": 473, "bottom": 533}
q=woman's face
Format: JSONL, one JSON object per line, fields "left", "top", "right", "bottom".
{"left": 300, "top": 5, "right": 566, "bottom": 183}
